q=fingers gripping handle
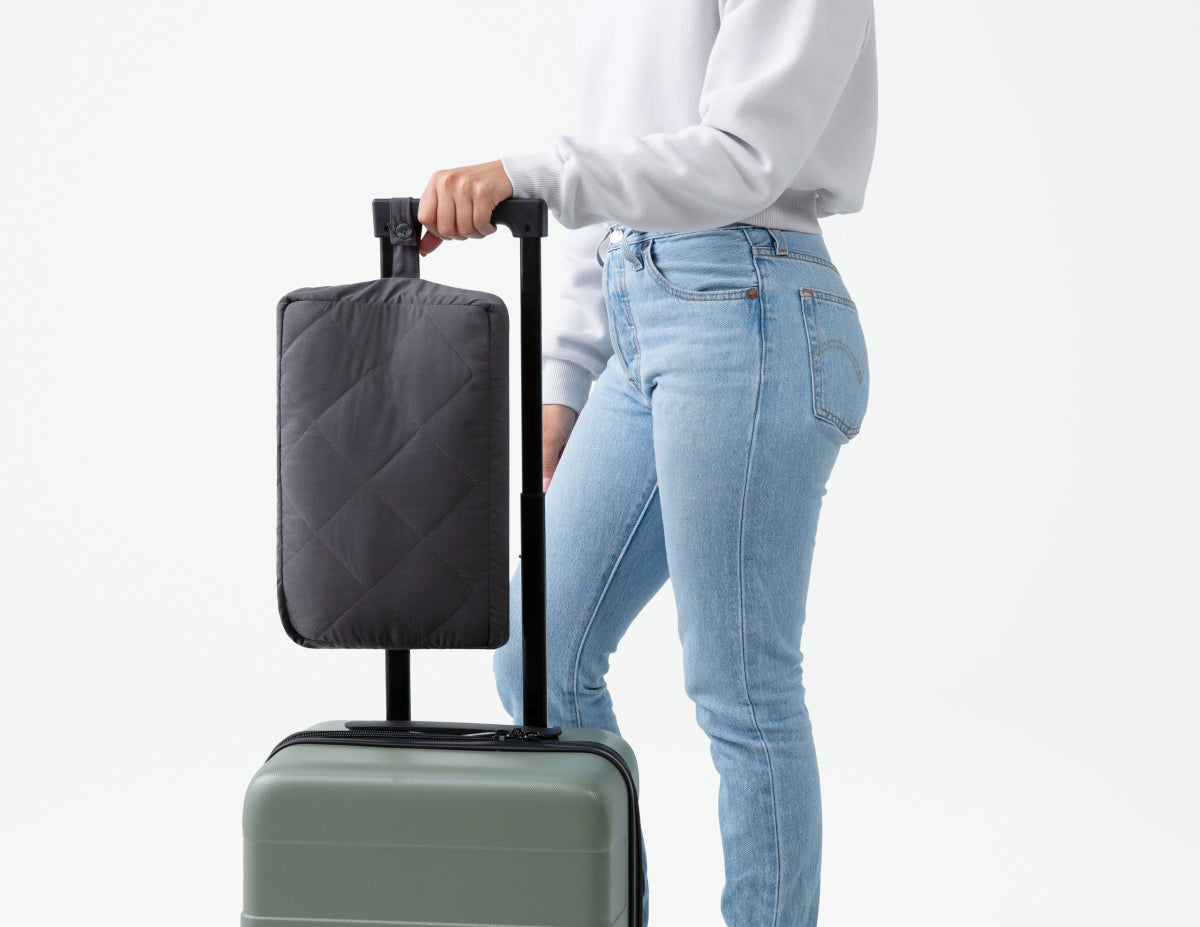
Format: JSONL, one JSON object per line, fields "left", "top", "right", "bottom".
{"left": 372, "top": 197, "right": 548, "bottom": 278}
{"left": 368, "top": 197, "right": 549, "bottom": 238}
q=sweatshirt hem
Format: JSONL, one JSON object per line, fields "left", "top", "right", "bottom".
{"left": 542, "top": 357, "right": 595, "bottom": 415}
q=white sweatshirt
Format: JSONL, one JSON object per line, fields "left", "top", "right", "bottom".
{"left": 501, "top": 0, "right": 878, "bottom": 414}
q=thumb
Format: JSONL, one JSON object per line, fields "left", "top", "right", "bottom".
{"left": 418, "top": 230, "right": 443, "bottom": 257}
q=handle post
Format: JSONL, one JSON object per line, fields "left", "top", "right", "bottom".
{"left": 370, "top": 197, "right": 550, "bottom": 724}
{"left": 518, "top": 235, "right": 547, "bottom": 727}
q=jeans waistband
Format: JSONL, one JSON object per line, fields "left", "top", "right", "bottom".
{"left": 596, "top": 222, "right": 829, "bottom": 268}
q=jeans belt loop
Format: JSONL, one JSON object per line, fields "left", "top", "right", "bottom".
{"left": 768, "top": 227, "right": 788, "bottom": 256}
{"left": 620, "top": 229, "right": 644, "bottom": 269}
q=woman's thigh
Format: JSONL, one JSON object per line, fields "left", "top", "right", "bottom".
{"left": 615, "top": 226, "right": 869, "bottom": 714}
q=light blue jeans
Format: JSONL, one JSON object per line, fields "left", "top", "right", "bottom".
{"left": 495, "top": 222, "right": 869, "bottom": 927}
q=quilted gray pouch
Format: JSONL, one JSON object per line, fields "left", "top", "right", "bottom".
{"left": 276, "top": 274, "right": 509, "bottom": 649}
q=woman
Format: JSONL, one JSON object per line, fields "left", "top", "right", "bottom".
{"left": 417, "top": 3, "right": 877, "bottom": 925}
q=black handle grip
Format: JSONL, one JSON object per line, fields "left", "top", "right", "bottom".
{"left": 372, "top": 197, "right": 548, "bottom": 241}
{"left": 489, "top": 198, "right": 550, "bottom": 238}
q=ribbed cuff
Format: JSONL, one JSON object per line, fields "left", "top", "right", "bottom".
{"left": 541, "top": 357, "right": 594, "bottom": 416}
{"left": 500, "top": 150, "right": 564, "bottom": 216}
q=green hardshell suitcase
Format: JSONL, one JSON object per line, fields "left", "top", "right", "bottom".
{"left": 243, "top": 723, "right": 641, "bottom": 927}
{"left": 243, "top": 198, "right": 645, "bottom": 927}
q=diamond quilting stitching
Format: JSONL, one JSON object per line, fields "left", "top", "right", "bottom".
{"left": 280, "top": 295, "right": 419, "bottom": 363}
{"left": 416, "top": 299, "right": 474, "bottom": 373}
{"left": 384, "top": 310, "right": 472, "bottom": 408}
{"left": 280, "top": 294, "right": 496, "bottom": 645}
{"left": 406, "top": 584, "right": 488, "bottom": 648}
{"left": 280, "top": 432, "right": 403, "bottom": 591}
{"left": 280, "top": 352, "right": 408, "bottom": 465}
{"left": 282, "top": 432, "right": 480, "bottom": 643}
{"left": 325, "top": 301, "right": 368, "bottom": 363}
{"left": 305, "top": 477, "right": 480, "bottom": 642}
{"left": 278, "top": 302, "right": 333, "bottom": 359}
{"left": 386, "top": 314, "right": 482, "bottom": 487}
{"left": 281, "top": 412, "right": 472, "bottom": 589}
{"left": 280, "top": 326, "right": 482, "bottom": 558}
{"left": 387, "top": 373, "right": 482, "bottom": 487}
{"left": 313, "top": 532, "right": 477, "bottom": 645}
{"left": 279, "top": 296, "right": 424, "bottom": 461}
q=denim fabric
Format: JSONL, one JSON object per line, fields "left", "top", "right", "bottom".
{"left": 495, "top": 222, "right": 868, "bottom": 927}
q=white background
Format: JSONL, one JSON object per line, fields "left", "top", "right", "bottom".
{"left": 2, "top": 1, "right": 1197, "bottom": 924}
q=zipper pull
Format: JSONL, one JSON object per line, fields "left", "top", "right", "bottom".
{"left": 498, "top": 726, "right": 563, "bottom": 742}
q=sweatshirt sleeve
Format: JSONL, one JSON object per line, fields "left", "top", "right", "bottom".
{"left": 539, "top": 222, "right": 611, "bottom": 414}
{"left": 501, "top": 0, "right": 874, "bottom": 232}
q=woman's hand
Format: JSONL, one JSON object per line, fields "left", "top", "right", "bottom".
{"left": 417, "top": 160, "right": 514, "bottom": 257}
{"left": 543, "top": 403, "right": 578, "bottom": 493}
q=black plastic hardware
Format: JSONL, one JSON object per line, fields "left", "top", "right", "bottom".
{"left": 386, "top": 650, "right": 411, "bottom": 722}
{"left": 489, "top": 198, "right": 551, "bottom": 238}
{"left": 370, "top": 196, "right": 550, "bottom": 728}
{"left": 517, "top": 233, "right": 547, "bottom": 729}
{"left": 372, "top": 196, "right": 548, "bottom": 279}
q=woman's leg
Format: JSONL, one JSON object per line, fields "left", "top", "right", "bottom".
{"left": 622, "top": 225, "right": 865, "bottom": 927}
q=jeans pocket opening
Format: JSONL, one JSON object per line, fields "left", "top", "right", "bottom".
{"left": 642, "top": 236, "right": 758, "bottom": 301}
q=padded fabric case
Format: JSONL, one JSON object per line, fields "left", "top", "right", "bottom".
{"left": 276, "top": 276, "right": 508, "bottom": 649}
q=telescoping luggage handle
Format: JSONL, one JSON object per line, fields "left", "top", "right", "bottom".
{"left": 372, "top": 196, "right": 552, "bottom": 729}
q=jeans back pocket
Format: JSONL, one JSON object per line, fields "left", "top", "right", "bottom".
{"left": 800, "top": 289, "right": 869, "bottom": 440}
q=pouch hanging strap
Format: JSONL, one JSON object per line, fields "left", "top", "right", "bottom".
{"left": 372, "top": 197, "right": 422, "bottom": 278}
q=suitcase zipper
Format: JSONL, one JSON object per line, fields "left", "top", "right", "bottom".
{"left": 266, "top": 727, "right": 645, "bottom": 927}
{"left": 267, "top": 725, "right": 560, "bottom": 755}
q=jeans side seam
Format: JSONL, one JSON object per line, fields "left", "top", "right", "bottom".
{"left": 736, "top": 252, "right": 783, "bottom": 927}
{"left": 570, "top": 480, "right": 661, "bottom": 727}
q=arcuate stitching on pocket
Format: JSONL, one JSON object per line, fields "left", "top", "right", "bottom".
{"left": 801, "top": 288, "right": 865, "bottom": 437}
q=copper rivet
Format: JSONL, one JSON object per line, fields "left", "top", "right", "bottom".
{"left": 747, "top": 288, "right": 758, "bottom": 298}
